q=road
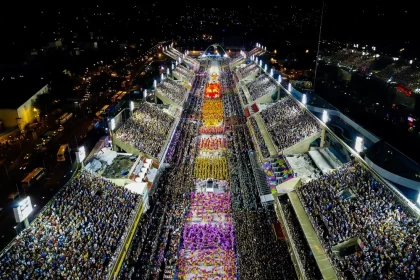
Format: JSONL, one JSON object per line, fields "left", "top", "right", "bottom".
{"left": 0, "top": 42, "right": 169, "bottom": 251}
{"left": 0, "top": 104, "right": 103, "bottom": 250}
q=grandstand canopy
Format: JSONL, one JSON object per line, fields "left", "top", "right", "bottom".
{"left": 125, "top": 182, "right": 148, "bottom": 195}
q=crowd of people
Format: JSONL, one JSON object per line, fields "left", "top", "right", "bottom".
{"left": 194, "top": 156, "right": 229, "bottom": 180}
{"left": 278, "top": 196, "right": 323, "bottom": 280}
{"left": 114, "top": 102, "right": 175, "bottom": 159}
{"left": 297, "top": 160, "right": 420, "bottom": 279}
{"left": 249, "top": 117, "right": 270, "bottom": 158}
{"left": 119, "top": 118, "right": 197, "bottom": 279}
{"left": 233, "top": 208, "right": 298, "bottom": 280}
{"left": 260, "top": 97, "right": 320, "bottom": 151}
{"left": 166, "top": 120, "right": 198, "bottom": 164}
{"left": 198, "top": 136, "right": 227, "bottom": 151}
{"left": 246, "top": 73, "right": 278, "bottom": 101}
{"left": 0, "top": 171, "right": 142, "bottom": 279}
{"left": 237, "top": 62, "right": 259, "bottom": 79}
{"left": 202, "top": 98, "right": 224, "bottom": 126}
{"left": 229, "top": 55, "right": 245, "bottom": 67}
{"left": 157, "top": 79, "right": 187, "bottom": 105}
{"left": 173, "top": 65, "right": 195, "bottom": 83}
{"left": 185, "top": 56, "right": 200, "bottom": 67}
{"left": 223, "top": 94, "right": 243, "bottom": 118}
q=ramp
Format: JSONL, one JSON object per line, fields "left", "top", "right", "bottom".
{"left": 288, "top": 191, "right": 337, "bottom": 280}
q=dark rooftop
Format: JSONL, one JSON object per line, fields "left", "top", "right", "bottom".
{"left": 365, "top": 140, "right": 420, "bottom": 182}
{"left": 0, "top": 70, "right": 49, "bottom": 109}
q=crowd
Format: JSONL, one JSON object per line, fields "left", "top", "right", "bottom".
{"left": 194, "top": 156, "right": 229, "bottom": 180}
{"left": 114, "top": 102, "right": 175, "bottom": 159}
{"left": 223, "top": 94, "right": 243, "bottom": 118}
{"left": 198, "top": 137, "right": 227, "bottom": 151}
{"left": 184, "top": 56, "right": 200, "bottom": 69}
{"left": 157, "top": 79, "right": 187, "bottom": 105}
{"left": 119, "top": 116, "right": 197, "bottom": 279}
{"left": 173, "top": 65, "right": 195, "bottom": 83}
{"left": 0, "top": 171, "right": 142, "bottom": 279}
{"left": 229, "top": 56, "right": 245, "bottom": 67}
{"left": 297, "top": 160, "right": 420, "bottom": 279}
{"left": 246, "top": 74, "right": 278, "bottom": 101}
{"left": 199, "top": 125, "right": 225, "bottom": 135}
{"left": 249, "top": 117, "right": 270, "bottom": 158}
{"left": 112, "top": 58, "right": 301, "bottom": 280}
{"left": 233, "top": 208, "right": 298, "bottom": 280}
{"left": 202, "top": 98, "right": 224, "bottom": 126}
{"left": 237, "top": 62, "right": 259, "bottom": 79}
{"left": 260, "top": 97, "right": 320, "bottom": 151}
{"left": 227, "top": 124, "right": 259, "bottom": 211}
{"left": 247, "top": 47, "right": 261, "bottom": 58}
{"left": 166, "top": 120, "right": 198, "bottom": 164}
{"left": 279, "top": 196, "right": 323, "bottom": 280}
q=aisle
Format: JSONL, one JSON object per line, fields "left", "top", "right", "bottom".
{"left": 177, "top": 59, "right": 237, "bottom": 280}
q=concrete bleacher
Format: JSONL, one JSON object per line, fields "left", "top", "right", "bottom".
{"left": 308, "top": 147, "right": 342, "bottom": 174}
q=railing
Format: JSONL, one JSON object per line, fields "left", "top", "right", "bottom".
{"left": 0, "top": 162, "right": 79, "bottom": 259}
{"left": 274, "top": 201, "right": 308, "bottom": 280}
{"left": 248, "top": 151, "right": 272, "bottom": 203}
{"left": 236, "top": 61, "right": 420, "bottom": 216}
{"left": 108, "top": 199, "right": 145, "bottom": 279}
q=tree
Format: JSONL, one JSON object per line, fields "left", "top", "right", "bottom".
{"left": 33, "top": 92, "right": 54, "bottom": 116}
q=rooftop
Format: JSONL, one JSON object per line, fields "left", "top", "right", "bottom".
{"left": 366, "top": 140, "right": 420, "bottom": 182}
{"left": 0, "top": 71, "right": 49, "bottom": 109}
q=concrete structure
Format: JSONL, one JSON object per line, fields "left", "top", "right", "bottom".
{"left": 0, "top": 84, "right": 49, "bottom": 131}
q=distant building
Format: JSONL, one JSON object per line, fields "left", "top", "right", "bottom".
{"left": 0, "top": 76, "right": 49, "bottom": 131}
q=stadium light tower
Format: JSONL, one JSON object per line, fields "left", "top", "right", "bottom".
{"left": 302, "top": 94, "right": 307, "bottom": 105}
{"left": 322, "top": 110, "right": 329, "bottom": 123}
{"left": 355, "top": 137, "right": 364, "bottom": 153}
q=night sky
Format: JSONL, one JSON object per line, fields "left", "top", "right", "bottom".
{"left": 0, "top": 1, "right": 418, "bottom": 60}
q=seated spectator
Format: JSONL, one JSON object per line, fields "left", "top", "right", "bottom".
{"left": 297, "top": 160, "right": 420, "bottom": 279}
{"left": 260, "top": 97, "right": 320, "bottom": 151}
{"left": 114, "top": 102, "right": 175, "bottom": 159}
{"left": 0, "top": 171, "right": 142, "bottom": 279}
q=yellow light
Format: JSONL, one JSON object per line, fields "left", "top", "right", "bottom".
{"left": 274, "top": 49, "right": 277, "bottom": 54}
{"left": 305, "top": 49, "right": 309, "bottom": 53}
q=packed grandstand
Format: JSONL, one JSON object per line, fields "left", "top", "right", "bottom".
{"left": 0, "top": 43, "right": 419, "bottom": 280}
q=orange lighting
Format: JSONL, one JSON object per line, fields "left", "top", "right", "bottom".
{"left": 204, "top": 82, "right": 222, "bottom": 98}
{"left": 305, "top": 49, "right": 309, "bottom": 53}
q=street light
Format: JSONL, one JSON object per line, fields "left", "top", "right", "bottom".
{"left": 302, "top": 94, "right": 307, "bottom": 105}
{"left": 322, "top": 110, "right": 329, "bottom": 123}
